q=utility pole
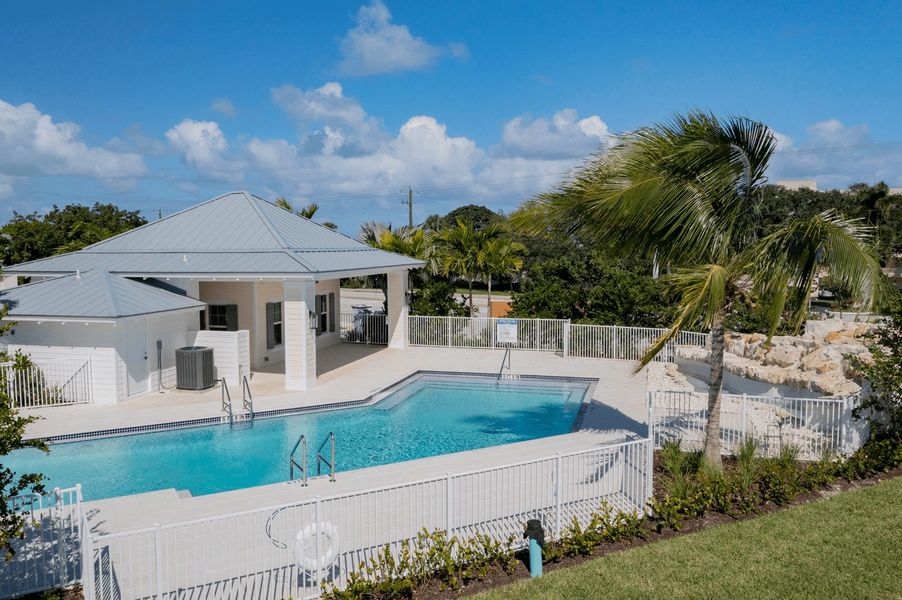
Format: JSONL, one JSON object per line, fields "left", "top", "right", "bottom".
{"left": 402, "top": 187, "right": 414, "bottom": 227}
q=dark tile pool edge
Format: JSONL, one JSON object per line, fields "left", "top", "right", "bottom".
{"left": 40, "top": 370, "right": 599, "bottom": 444}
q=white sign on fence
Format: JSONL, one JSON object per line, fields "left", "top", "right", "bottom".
{"left": 496, "top": 318, "right": 518, "bottom": 344}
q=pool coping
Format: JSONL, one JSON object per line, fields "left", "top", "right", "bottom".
{"left": 41, "top": 370, "right": 599, "bottom": 444}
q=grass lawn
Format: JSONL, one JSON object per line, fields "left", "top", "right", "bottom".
{"left": 476, "top": 477, "right": 902, "bottom": 600}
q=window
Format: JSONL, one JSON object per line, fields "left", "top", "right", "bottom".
{"left": 266, "top": 302, "right": 282, "bottom": 348}
{"left": 208, "top": 304, "right": 238, "bottom": 331}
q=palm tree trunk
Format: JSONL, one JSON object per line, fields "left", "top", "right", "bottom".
{"left": 486, "top": 276, "right": 493, "bottom": 317}
{"left": 703, "top": 307, "right": 727, "bottom": 467}
{"left": 468, "top": 277, "right": 474, "bottom": 317}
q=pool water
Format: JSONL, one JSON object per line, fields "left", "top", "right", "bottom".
{"left": 8, "top": 373, "right": 590, "bottom": 500}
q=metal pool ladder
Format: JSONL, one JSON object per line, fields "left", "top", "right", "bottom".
{"left": 317, "top": 432, "right": 336, "bottom": 482}
{"left": 289, "top": 434, "right": 307, "bottom": 485}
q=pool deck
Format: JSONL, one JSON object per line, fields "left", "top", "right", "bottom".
{"left": 24, "top": 345, "right": 652, "bottom": 535}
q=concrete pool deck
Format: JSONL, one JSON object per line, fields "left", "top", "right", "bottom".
{"left": 23, "top": 346, "right": 652, "bottom": 535}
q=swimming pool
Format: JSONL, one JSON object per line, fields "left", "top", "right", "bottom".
{"left": 8, "top": 372, "right": 592, "bottom": 500}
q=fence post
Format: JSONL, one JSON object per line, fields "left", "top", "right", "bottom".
{"left": 563, "top": 321, "right": 570, "bottom": 357}
{"left": 553, "top": 453, "right": 562, "bottom": 539}
{"left": 613, "top": 326, "right": 619, "bottom": 359}
{"left": 447, "top": 318, "right": 452, "bottom": 347}
{"left": 741, "top": 394, "right": 748, "bottom": 442}
{"left": 535, "top": 319, "right": 540, "bottom": 351}
{"left": 646, "top": 395, "right": 655, "bottom": 507}
{"left": 315, "top": 496, "right": 323, "bottom": 585}
{"left": 80, "top": 521, "right": 95, "bottom": 599}
{"left": 445, "top": 472, "right": 452, "bottom": 534}
{"left": 154, "top": 524, "right": 164, "bottom": 598}
{"left": 491, "top": 318, "right": 496, "bottom": 349}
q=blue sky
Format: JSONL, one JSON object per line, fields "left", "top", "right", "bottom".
{"left": 1, "top": 0, "right": 901, "bottom": 233}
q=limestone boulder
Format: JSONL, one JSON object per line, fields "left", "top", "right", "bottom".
{"left": 763, "top": 345, "right": 803, "bottom": 368}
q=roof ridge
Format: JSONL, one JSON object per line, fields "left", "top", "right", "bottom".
{"left": 243, "top": 192, "right": 290, "bottom": 249}
{"left": 98, "top": 272, "right": 123, "bottom": 317}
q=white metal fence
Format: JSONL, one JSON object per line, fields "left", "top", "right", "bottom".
{"left": 82, "top": 438, "right": 652, "bottom": 600}
{"left": 1, "top": 486, "right": 84, "bottom": 598}
{"left": 340, "top": 312, "right": 389, "bottom": 345}
{"left": 407, "top": 316, "right": 709, "bottom": 361}
{"left": 651, "top": 390, "right": 861, "bottom": 460}
{"left": 0, "top": 358, "right": 93, "bottom": 408}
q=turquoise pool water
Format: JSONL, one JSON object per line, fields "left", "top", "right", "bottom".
{"left": 7, "top": 373, "right": 590, "bottom": 500}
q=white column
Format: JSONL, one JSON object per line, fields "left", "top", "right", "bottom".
{"left": 0, "top": 275, "right": 17, "bottom": 290}
{"left": 387, "top": 269, "right": 409, "bottom": 349}
{"left": 283, "top": 280, "right": 316, "bottom": 391}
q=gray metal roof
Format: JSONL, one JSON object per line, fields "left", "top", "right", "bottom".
{"left": 0, "top": 271, "right": 205, "bottom": 320}
{"left": 5, "top": 191, "right": 424, "bottom": 277}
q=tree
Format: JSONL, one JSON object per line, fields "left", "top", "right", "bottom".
{"left": 509, "top": 254, "right": 675, "bottom": 327}
{"left": 852, "top": 296, "right": 902, "bottom": 440}
{"left": 434, "top": 221, "right": 503, "bottom": 316}
{"left": 0, "top": 273, "right": 48, "bottom": 559}
{"left": 0, "top": 203, "right": 146, "bottom": 265}
{"left": 410, "top": 279, "right": 469, "bottom": 316}
{"left": 515, "top": 112, "right": 886, "bottom": 466}
{"left": 427, "top": 205, "right": 503, "bottom": 232}
{"left": 482, "top": 237, "right": 526, "bottom": 315}
{"left": 274, "top": 197, "right": 320, "bottom": 219}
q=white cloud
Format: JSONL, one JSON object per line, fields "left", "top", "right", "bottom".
{"left": 770, "top": 119, "right": 902, "bottom": 189}
{"left": 211, "top": 98, "right": 237, "bottom": 118}
{"left": 497, "top": 109, "right": 613, "bottom": 159}
{"left": 338, "top": 1, "right": 465, "bottom": 76}
{"left": 165, "top": 118, "right": 242, "bottom": 181}
{"left": 272, "top": 82, "right": 387, "bottom": 154}
{"left": 0, "top": 98, "right": 146, "bottom": 179}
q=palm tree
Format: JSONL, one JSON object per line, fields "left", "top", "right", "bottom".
{"left": 360, "top": 222, "right": 435, "bottom": 310}
{"left": 275, "top": 197, "right": 319, "bottom": 219}
{"left": 482, "top": 238, "right": 526, "bottom": 315}
{"left": 515, "top": 112, "right": 886, "bottom": 466}
{"left": 434, "top": 220, "right": 503, "bottom": 316}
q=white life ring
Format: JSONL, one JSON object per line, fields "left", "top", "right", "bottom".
{"left": 294, "top": 521, "right": 340, "bottom": 572}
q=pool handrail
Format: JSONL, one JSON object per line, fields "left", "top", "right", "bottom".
{"left": 317, "top": 432, "right": 336, "bottom": 482}
{"left": 241, "top": 374, "right": 254, "bottom": 420}
{"left": 220, "top": 379, "right": 233, "bottom": 425}
{"left": 289, "top": 434, "right": 307, "bottom": 485}
{"left": 497, "top": 345, "right": 512, "bottom": 380}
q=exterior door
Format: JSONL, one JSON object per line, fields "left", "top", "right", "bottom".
{"left": 125, "top": 320, "right": 149, "bottom": 396}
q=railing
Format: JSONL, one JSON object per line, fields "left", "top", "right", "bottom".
{"left": 81, "top": 437, "right": 652, "bottom": 599}
{"left": 407, "top": 316, "right": 709, "bottom": 362}
{"left": 496, "top": 345, "right": 512, "bottom": 379}
{"left": 651, "top": 390, "right": 862, "bottom": 460}
{"left": 317, "top": 432, "right": 336, "bottom": 482}
{"left": 1, "top": 485, "right": 84, "bottom": 599}
{"left": 1, "top": 358, "right": 93, "bottom": 408}
{"left": 340, "top": 312, "right": 389, "bottom": 345}
{"left": 241, "top": 375, "right": 254, "bottom": 420}
{"left": 569, "top": 324, "right": 708, "bottom": 362}
{"left": 289, "top": 434, "right": 308, "bottom": 485}
{"left": 221, "top": 378, "right": 233, "bottom": 425}
{"left": 407, "top": 316, "right": 569, "bottom": 351}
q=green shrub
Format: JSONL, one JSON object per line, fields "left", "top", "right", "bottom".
{"left": 321, "top": 529, "right": 516, "bottom": 599}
